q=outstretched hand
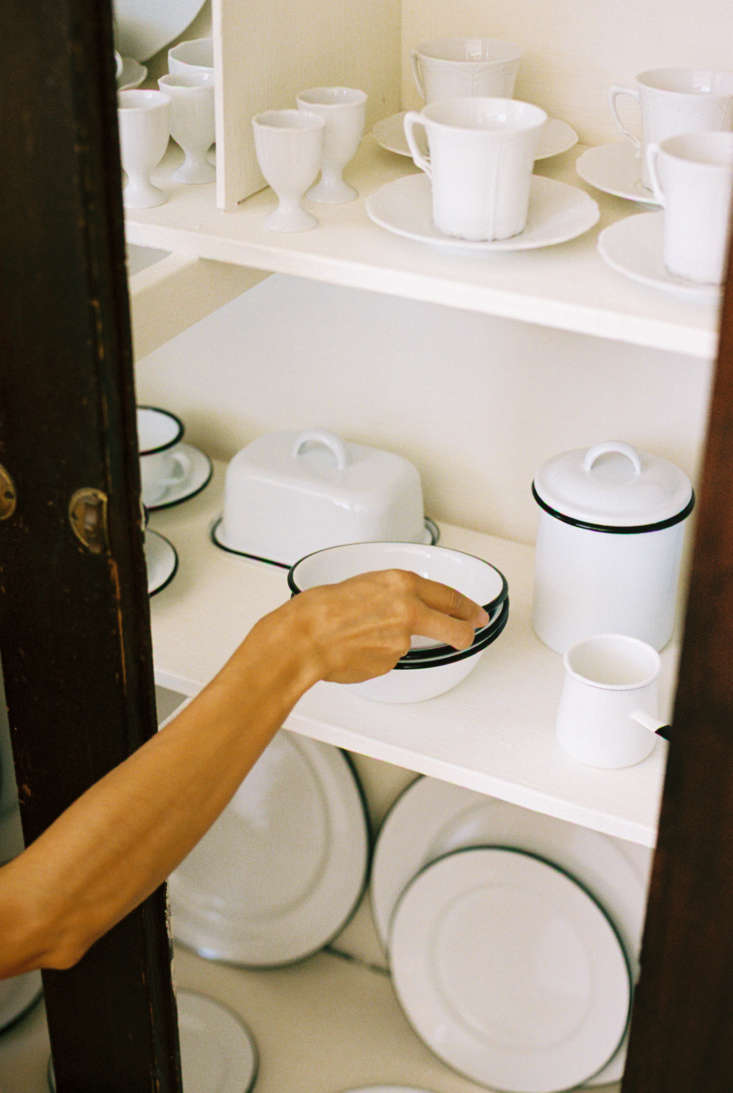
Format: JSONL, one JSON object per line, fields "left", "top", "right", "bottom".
{"left": 251, "top": 569, "right": 490, "bottom": 686}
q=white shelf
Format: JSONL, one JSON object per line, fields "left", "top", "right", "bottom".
{"left": 124, "top": 136, "right": 719, "bottom": 360}
{"left": 148, "top": 462, "right": 672, "bottom": 847}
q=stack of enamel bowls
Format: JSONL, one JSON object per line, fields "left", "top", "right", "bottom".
{"left": 288, "top": 542, "right": 509, "bottom": 702}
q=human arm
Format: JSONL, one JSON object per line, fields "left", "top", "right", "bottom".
{"left": 0, "top": 570, "right": 487, "bottom": 976}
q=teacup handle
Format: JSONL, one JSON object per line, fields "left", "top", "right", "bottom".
{"left": 410, "top": 51, "right": 426, "bottom": 100}
{"left": 645, "top": 142, "right": 665, "bottom": 205}
{"left": 630, "top": 708, "right": 671, "bottom": 741}
{"left": 404, "top": 111, "right": 431, "bottom": 177}
{"left": 160, "top": 449, "right": 191, "bottom": 487}
{"left": 609, "top": 84, "right": 641, "bottom": 151}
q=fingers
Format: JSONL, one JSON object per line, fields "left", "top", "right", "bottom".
{"left": 409, "top": 602, "right": 479, "bottom": 651}
{"left": 413, "top": 575, "right": 490, "bottom": 628}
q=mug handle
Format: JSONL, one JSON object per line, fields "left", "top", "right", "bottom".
{"left": 609, "top": 84, "right": 641, "bottom": 150}
{"left": 410, "top": 50, "right": 426, "bottom": 100}
{"left": 630, "top": 709, "right": 671, "bottom": 741}
{"left": 160, "top": 449, "right": 191, "bottom": 487}
{"left": 404, "top": 111, "right": 431, "bottom": 177}
{"left": 645, "top": 142, "right": 665, "bottom": 205}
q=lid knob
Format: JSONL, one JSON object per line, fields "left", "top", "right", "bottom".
{"left": 583, "top": 441, "right": 642, "bottom": 477}
{"left": 292, "top": 430, "right": 349, "bottom": 471}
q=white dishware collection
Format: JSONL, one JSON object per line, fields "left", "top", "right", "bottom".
{"left": 136, "top": 405, "right": 213, "bottom": 596}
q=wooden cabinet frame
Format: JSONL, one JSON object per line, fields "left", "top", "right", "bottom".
{"left": 1, "top": 1, "right": 732, "bottom": 1089}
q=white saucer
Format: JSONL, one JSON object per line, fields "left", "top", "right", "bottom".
{"left": 0, "top": 970, "right": 42, "bottom": 1032}
{"left": 146, "top": 443, "right": 213, "bottom": 511}
{"left": 372, "top": 111, "right": 578, "bottom": 161}
{"left": 210, "top": 514, "right": 440, "bottom": 568}
{"left": 389, "top": 848, "right": 632, "bottom": 1093}
{"left": 145, "top": 529, "right": 178, "bottom": 596}
{"left": 366, "top": 174, "right": 599, "bottom": 252}
{"left": 343, "top": 1088, "right": 438, "bottom": 1092}
{"left": 575, "top": 142, "right": 660, "bottom": 205}
{"left": 168, "top": 732, "right": 369, "bottom": 966}
{"left": 48, "top": 990, "right": 257, "bottom": 1093}
{"left": 117, "top": 56, "right": 148, "bottom": 91}
{"left": 598, "top": 213, "right": 723, "bottom": 300}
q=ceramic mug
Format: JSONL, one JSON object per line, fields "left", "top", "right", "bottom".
{"left": 556, "top": 633, "right": 669, "bottom": 769}
{"left": 137, "top": 407, "right": 190, "bottom": 506}
{"left": 646, "top": 131, "right": 733, "bottom": 284}
{"left": 609, "top": 67, "right": 733, "bottom": 189}
{"left": 410, "top": 38, "right": 521, "bottom": 104}
{"left": 403, "top": 97, "right": 547, "bottom": 241}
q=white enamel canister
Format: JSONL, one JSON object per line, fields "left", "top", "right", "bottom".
{"left": 531, "top": 441, "right": 694, "bottom": 653}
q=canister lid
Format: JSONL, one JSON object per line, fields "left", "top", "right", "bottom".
{"left": 532, "top": 441, "right": 694, "bottom": 531}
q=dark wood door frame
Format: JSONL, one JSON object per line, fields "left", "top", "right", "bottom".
{"left": 0, "top": 2, "right": 182, "bottom": 1089}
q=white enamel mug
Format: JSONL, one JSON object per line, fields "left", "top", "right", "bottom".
{"left": 556, "top": 634, "right": 670, "bottom": 769}
{"left": 609, "top": 68, "right": 733, "bottom": 189}
{"left": 137, "top": 407, "right": 190, "bottom": 506}
{"left": 646, "top": 131, "right": 733, "bottom": 284}
{"left": 410, "top": 38, "right": 521, "bottom": 104}
{"left": 403, "top": 97, "right": 547, "bottom": 241}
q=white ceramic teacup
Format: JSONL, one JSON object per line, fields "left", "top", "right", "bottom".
{"left": 296, "top": 87, "right": 367, "bottom": 203}
{"left": 646, "top": 131, "right": 733, "bottom": 284}
{"left": 252, "top": 109, "right": 325, "bottom": 232}
{"left": 556, "top": 633, "right": 669, "bottom": 769}
{"left": 403, "top": 97, "right": 547, "bottom": 241}
{"left": 609, "top": 67, "right": 733, "bottom": 189}
{"left": 117, "top": 90, "right": 171, "bottom": 209}
{"left": 411, "top": 37, "right": 521, "bottom": 104}
{"left": 137, "top": 407, "right": 190, "bottom": 506}
{"left": 158, "top": 74, "right": 216, "bottom": 184}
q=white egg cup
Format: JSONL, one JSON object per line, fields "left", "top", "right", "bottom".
{"left": 117, "top": 90, "right": 171, "bottom": 209}
{"left": 252, "top": 109, "right": 325, "bottom": 232}
{"left": 296, "top": 87, "right": 367, "bottom": 203}
{"left": 158, "top": 74, "right": 216, "bottom": 184}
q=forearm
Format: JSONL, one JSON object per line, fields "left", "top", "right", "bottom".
{"left": 0, "top": 612, "right": 318, "bottom": 976}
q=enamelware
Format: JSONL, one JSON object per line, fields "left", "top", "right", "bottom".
{"left": 557, "top": 633, "right": 669, "bottom": 768}
{"left": 532, "top": 441, "right": 694, "bottom": 653}
{"left": 389, "top": 848, "right": 632, "bottom": 1093}
{"left": 296, "top": 87, "right": 367, "bottom": 203}
{"left": 403, "top": 98, "right": 547, "bottom": 241}
{"left": 252, "top": 109, "right": 325, "bottom": 232}
{"left": 145, "top": 443, "right": 213, "bottom": 511}
{"left": 168, "top": 733, "right": 369, "bottom": 966}
{"left": 219, "top": 430, "right": 426, "bottom": 564}
{"left": 598, "top": 212, "right": 722, "bottom": 298}
{"left": 136, "top": 406, "right": 189, "bottom": 505}
{"left": 158, "top": 74, "right": 216, "bottom": 184}
{"left": 145, "top": 529, "right": 178, "bottom": 597}
{"left": 410, "top": 37, "right": 521, "bottom": 104}
{"left": 0, "top": 971, "right": 43, "bottom": 1033}
{"left": 48, "top": 990, "right": 258, "bottom": 1093}
{"left": 609, "top": 67, "right": 733, "bottom": 189}
{"left": 575, "top": 142, "right": 660, "bottom": 204}
{"left": 117, "top": 90, "right": 171, "bottom": 209}
{"left": 366, "top": 174, "right": 600, "bottom": 251}
{"left": 646, "top": 131, "right": 733, "bottom": 284}
{"left": 373, "top": 110, "right": 578, "bottom": 161}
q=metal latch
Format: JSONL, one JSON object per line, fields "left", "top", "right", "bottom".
{"left": 0, "top": 466, "right": 16, "bottom": 520}
{"left": 69, "top": 488, "right": 109, "bottom": 554}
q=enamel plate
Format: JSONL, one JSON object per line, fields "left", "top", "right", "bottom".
{"left": 366, "top": 175, "right": 599, "bottom": 252}
{"left": 49, "top": 990, "right": 257, "bottom": 1093}
{"left": 371, "top": 777, "right": 650, "bottom": 1085}
{"left": 0, "top": 970, "right": 42, "bottom": 1032}
{"left": 145, "top": 529, "right": 178, "bottom": 596}
{"left": 389, "top": 848, "right": 632, "bottom": 1093}
{"left": 168, "top": 732, "right": 369, "bottom": 966}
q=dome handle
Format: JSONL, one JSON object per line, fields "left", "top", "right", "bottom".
{"left": 583, "top": 441, "right": 641, "bottom": 477}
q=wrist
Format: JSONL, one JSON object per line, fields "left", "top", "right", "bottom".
{"left": 231, "top": 598, "right": 325, "bottom": 701}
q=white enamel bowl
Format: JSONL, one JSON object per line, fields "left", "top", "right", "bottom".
{"left": 288, "top": 541, "right": 508, "bottom": 657}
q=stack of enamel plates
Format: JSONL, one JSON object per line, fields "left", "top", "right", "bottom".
{"left": 168, "top": 731, "right": 369, "bottom": 967}
{"left": 371, "top": 777, "right": 651, "bottom": 1093}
